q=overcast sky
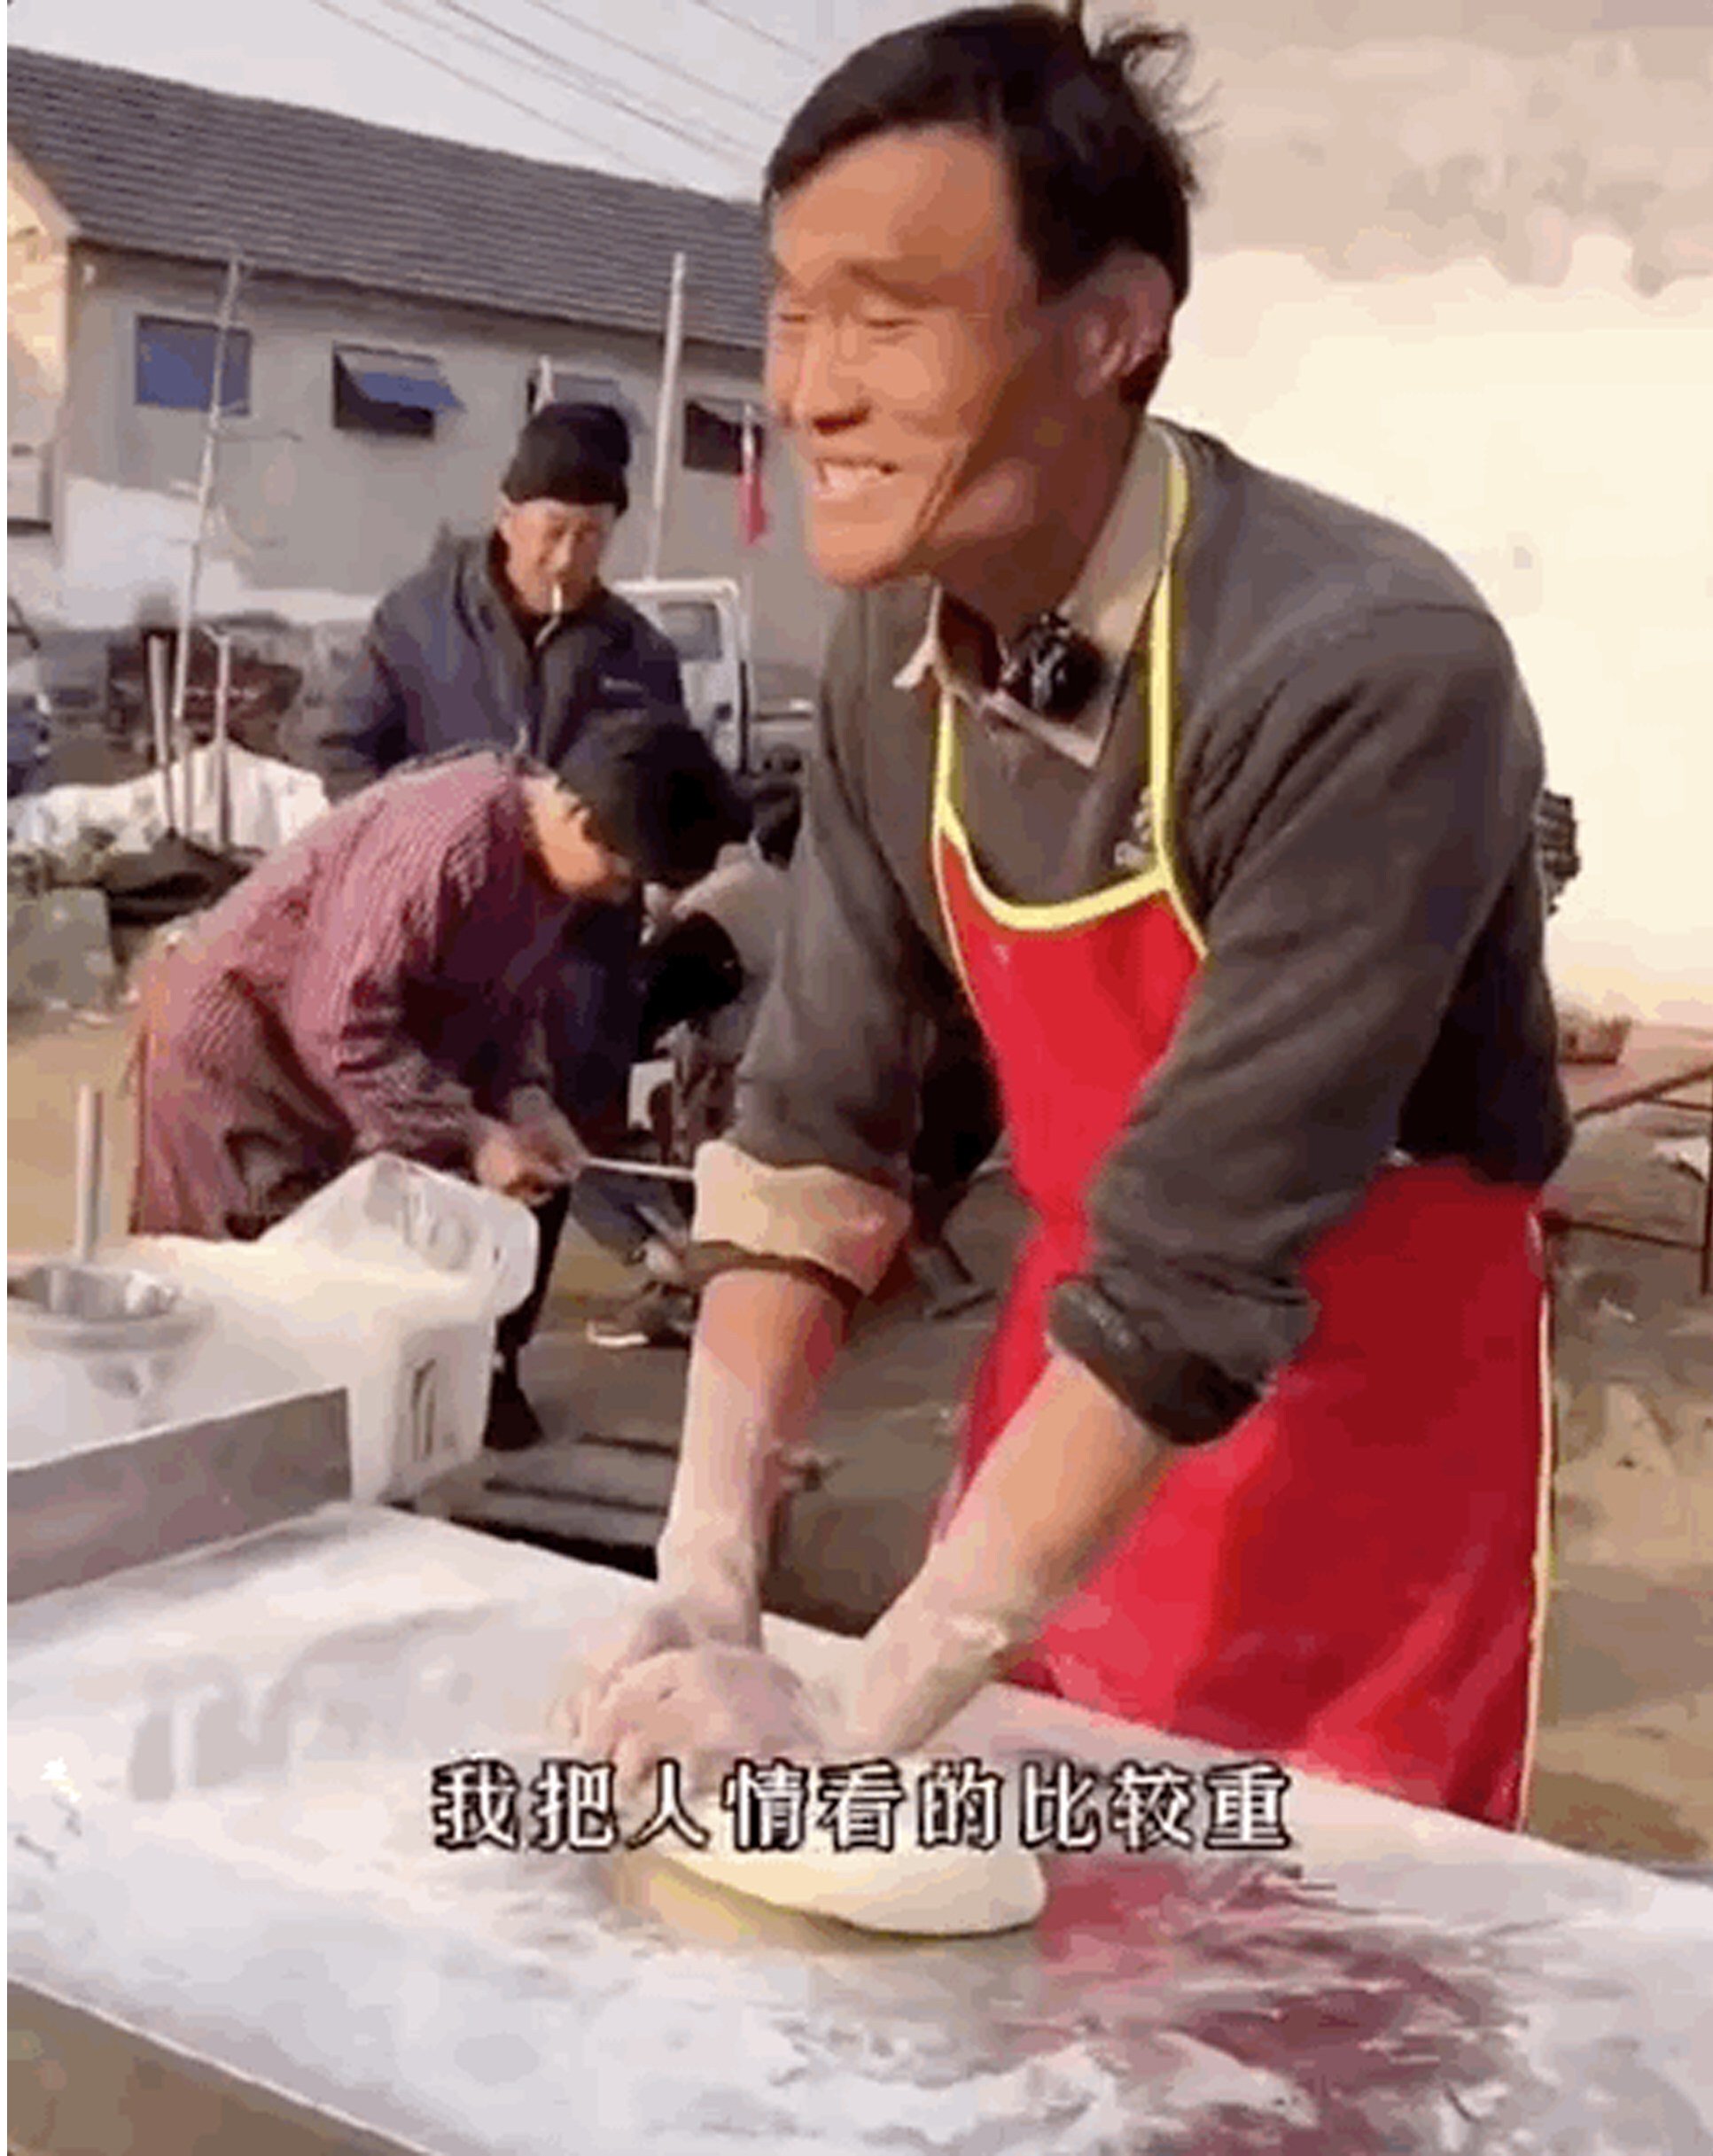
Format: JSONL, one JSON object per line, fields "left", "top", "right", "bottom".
{"left": 5, "top": 0, "right": 943, "bottom": 198}
{"left": 9, "top": 1, "right": 1702, "bottom": 248}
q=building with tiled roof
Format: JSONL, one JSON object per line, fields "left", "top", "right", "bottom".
{"left": 6, "top": 49, "right": 825, "bottom": 671}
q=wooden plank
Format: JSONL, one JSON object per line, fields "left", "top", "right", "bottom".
{"left": 1561, "top": 1026, "right": 1713, "bottom": 1121}
{"left": 442, "top": 1487, "right": 663, "bottom": 1552}
{"left": 483, "top": 1436, "right": 677, "bottom": 1513}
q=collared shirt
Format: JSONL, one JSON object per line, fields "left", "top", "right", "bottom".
{"left": 892, "top": 420, "right": 1172, "bottom": 770}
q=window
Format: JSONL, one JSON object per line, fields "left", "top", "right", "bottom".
{"left": 682, "top": 397, "right": 762, "bottom": 476}
{"left": 526, "top": 368, "right": 644, "bottom": 433}
{"left": 135, "top": 316, "right": 252, "bottom": 413}
{"left": 333, "top": 346, "right": 463, "bottom": 438}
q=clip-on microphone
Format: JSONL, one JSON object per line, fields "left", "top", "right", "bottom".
{"left": 995, "top": 612, "right": 1106, "bottom": 722}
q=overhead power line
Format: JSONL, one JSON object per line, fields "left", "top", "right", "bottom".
{"left": 681, "top": 0, "right": 819, "bottom": 66}
{"left": 422, "top": 0, "right": 761, "bottom": 165}
{"left": 514, "top": 0, "right": 789, "bottom": 128}
{"left": 301, "top": 0, "right": 654, "bottom": 175}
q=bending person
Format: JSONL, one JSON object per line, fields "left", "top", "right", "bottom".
{"left": 130, "top": 718, "right": 741, "bottom": 1392}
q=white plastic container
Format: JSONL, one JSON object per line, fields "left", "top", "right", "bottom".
{"left": 114, "top": 1158, "right": 537, "bottom": 1502}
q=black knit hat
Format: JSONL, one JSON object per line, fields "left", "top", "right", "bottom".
{"left": 557, "top": 712, "right": 751, "bottom": 890}
{"left": 502, "top": 402, "right": 632, "bottom": 514}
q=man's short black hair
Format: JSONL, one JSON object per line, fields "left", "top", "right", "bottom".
{"left": 557, "top": 712, "right": 750, "bottom": 891}
{"left": 765, "top": 6, "right": 1198, "bottom": 361}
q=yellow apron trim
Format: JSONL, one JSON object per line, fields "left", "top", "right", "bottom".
{"left": 1147, "top": 432, "right": 1207, "bottom": 961}
{"left": 930, "top": 425, "right": 1204, "bottom": 953}
{"left": 935, "top": 757, "right": 1173, "bottom": 932}
{"left": 1515, "top": 1272, "right": 1558, "bottom": 1828}
{"left": 929, "top": 696, "right": 982, "bottom": 1007}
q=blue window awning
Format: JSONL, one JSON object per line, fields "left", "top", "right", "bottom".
{"left": 334, "top": 347, "right": 463, "bottom": 413}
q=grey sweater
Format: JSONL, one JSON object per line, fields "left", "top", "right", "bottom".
{"left": 727, "top": 426, "right": 1569, "bottom": 1443}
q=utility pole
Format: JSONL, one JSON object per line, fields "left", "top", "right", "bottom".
{"left": 147, "top": 634, "right": 175, "bottom": 836}
{"left": 737, "top": 400, "right": 759, "bottom": 774}
{"left": 645, "top": 252, "right": 688, "bottom": 581}
{"left": 211, "top": 631, "right": 235, "bottom": 854}
{"left": 169, "top": 252, "right": 245, "bottom": 816}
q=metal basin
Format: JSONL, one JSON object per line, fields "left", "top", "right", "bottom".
{"left": 8, "top": 1262, "right": 212, "bottom": 1402}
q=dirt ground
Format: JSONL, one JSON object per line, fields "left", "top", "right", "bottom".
{"left": 8, "top": 1002, "right": 1712, "bottom": 1873}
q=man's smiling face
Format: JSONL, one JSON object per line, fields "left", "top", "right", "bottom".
{"left": 765, "top": 126, "right": 1072, "bottom": 590}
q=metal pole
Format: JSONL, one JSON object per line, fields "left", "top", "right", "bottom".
{"left": 645, "top": 252, "right": 688, "bottom": 581}
{"left": 212, "top": 631, "right": 234, "bottom": 854}
{"left": 147, "top": 634, "right": 176, "bottom": 836}
{"left": 579, "top": 1154, "right": 695, "bottom": 1186}
{"left": 169, "top": 253, "right": 245, "bottom": 792}
{"left": 738, "top": 402, "right": 756, "bottom": 774}
{"left": 73, "top": 1086, "right": 105, "bottom": 1265}
{"left": 1691, "top": 1078, "right": 1700, "bottom": 1293}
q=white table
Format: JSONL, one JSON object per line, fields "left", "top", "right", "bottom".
{"left": 11, "top": 1506, "right": 1712, "bottom": 2154}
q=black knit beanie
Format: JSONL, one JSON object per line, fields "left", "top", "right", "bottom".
{"left": 502, "top": 402, "right": 632, "bottom": 515}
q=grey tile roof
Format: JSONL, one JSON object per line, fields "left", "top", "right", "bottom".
{"left": 7, "top": 47, "right": 768, "bottom": 352}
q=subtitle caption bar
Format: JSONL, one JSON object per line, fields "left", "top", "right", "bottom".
{"left": 428, "top": 1755, "right": 1294, "bottom": 1857}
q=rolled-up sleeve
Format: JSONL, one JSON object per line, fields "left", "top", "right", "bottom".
{"left": 692, "top": 603, "right": 938, "bottom": 1292}
{"left": 1049, "top": 604, "right": 1546, "bottom": 1444}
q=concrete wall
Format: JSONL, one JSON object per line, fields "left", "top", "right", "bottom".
{"left": 35, "top": 244, "right": 833, "bottom": 673}
{"left": 1162, "top": 19, "right": 1713, "bottom": 1024}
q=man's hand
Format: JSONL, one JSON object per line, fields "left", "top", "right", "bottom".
{"left": 505, "top": 1086, "right": 591, "bottom": 1181}
{"left": 578, "top": 1643, "right": 824, "bottom": 1809}
{"left": 568, "top": 1584, "right": 760, "bottom": 1759}
{"left": 472, "top": 1118, "right": 563, "bottom": 1204}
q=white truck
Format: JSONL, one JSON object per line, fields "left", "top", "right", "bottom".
{"left": 614, "top": 576, "right": 813, "bottom": 781}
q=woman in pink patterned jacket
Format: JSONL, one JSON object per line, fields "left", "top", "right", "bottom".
{"left": 129, "top": 722, "right": 740, "bottom": 1247}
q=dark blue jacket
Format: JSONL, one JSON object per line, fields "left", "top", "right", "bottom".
{"left": 316, "top": 533, "right": 686, "bottom": 782}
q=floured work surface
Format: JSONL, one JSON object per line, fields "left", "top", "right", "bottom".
{"left": 10, "top": 1506, "right": 1713, "bottom": 2155}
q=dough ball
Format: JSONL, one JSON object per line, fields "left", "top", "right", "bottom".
{"left": 647, "top": 1755, "right": 1047, "bottom": 1939}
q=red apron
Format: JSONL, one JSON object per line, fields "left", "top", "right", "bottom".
{"left": 929, "top": 432, "right": 1552, "bottom": 1829}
